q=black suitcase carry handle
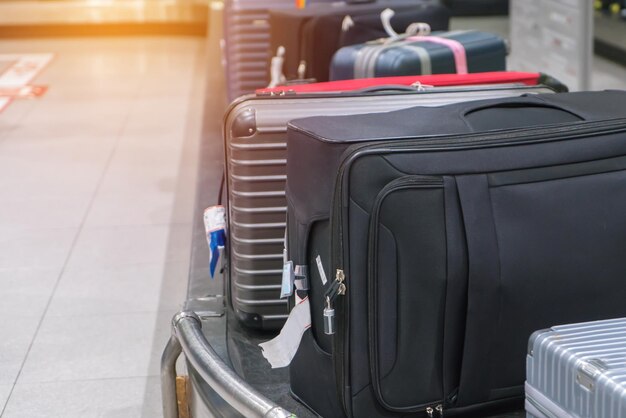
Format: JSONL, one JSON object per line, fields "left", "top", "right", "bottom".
{"left": 459, "top": 96, "right": 586, "bottom": 122}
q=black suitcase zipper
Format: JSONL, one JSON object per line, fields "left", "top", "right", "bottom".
{"left": 327, "top": 118, "right": 626, "bottom": 416}
{"left": 368, "top": 175, "right": 445, "bottom": 415}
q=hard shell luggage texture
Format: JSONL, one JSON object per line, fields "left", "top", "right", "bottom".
{"left": 330, "top": 30, "right": 507, "bottom": 80}
{"left": 222, "top": 0, "right": 335, "bottom": 102}
{"left": 285, "top": 90, "right": 626, "bottom": 417}
{"left": 223, "top": 79, "right": 555, "bottom": 330}
{"left": 269, "top": 0, "right": 450, "bottom": 83}
{"left": 526, "top": 318, "right": 626, "bottom": 418}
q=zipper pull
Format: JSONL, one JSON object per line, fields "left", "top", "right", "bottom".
{"left": 324, "top": 269, "right": 346, "bottom": 301}
{"left": 425, "top": 404, "right": 442, "bottom": 418}
{"left": 323, "top": 296, "right": 335, "bottom": 335}
{"left": 322, "top": 269, "right": 346, "bottom": 335}
{"left": 334, "top": 269, "right": 346, "bottom": 294}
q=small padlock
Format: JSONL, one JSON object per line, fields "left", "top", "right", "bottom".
{"left": 323, "top": 297, "right": 335, "bottom": 335}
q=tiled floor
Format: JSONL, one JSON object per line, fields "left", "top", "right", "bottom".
{"left": 0, "top": 37, "right": 205, "bottom": 417}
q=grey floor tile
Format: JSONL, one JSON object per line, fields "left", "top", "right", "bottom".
{"left": 92, "top": 146, "right": 183, "bottom": 195}
{"left": 2, "top": 376, "right": 162, "bottom": 418}
{"left": 64, "top": 224, "right": 191, "bottom": 271}
{"left": 83, "top": 189, "right": 190, "bottom": 227}
{"left": 18, "top": 312, "right": 170, "bottom": 383}
{"left": 84, "top": 137, "right": 197, "bottom": 227}
{"left": 0, "top": 100, "right": 36, "bottom": 135}
{"left": 0, "top": 195, "right": 92, "bottom": 231}
{"left": 0, "top": 267, "right": 60, "bottom": 318}
{"left": 46, "top": 261, "right": 187, "bottom": 317}
{"left": 0, "top": 384, "right": 11, "bottom": 413}
{"left": 0, "top": 136, "right": 115, "bottom": 199}
{"left": 0, "top": 228, "right": 78, "bottom": 270}
{"left": 0, "top": 316, "right": 40, "bottom": 385}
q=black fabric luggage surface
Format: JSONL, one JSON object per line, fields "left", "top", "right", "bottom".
{"left": 330, "top": 30, "right": 507, "bottom": 80}
{"left": 269, "top": 0, "right": 450, "bottom": 82}
{"left": 285, "top": 91, "right": 626, "bottom": 417}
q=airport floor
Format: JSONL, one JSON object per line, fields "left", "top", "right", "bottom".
{"left": 0, "top": 37, "right": 206, "bottom": 418}
{"left": 0, "top": 31, "right": 625, "bottom": 418}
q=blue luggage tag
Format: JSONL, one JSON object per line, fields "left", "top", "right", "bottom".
{"left": 204, "top": 205, "right": 226, "bottom": 279}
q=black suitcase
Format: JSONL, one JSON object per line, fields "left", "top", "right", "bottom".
{"left": 223, "top": 80, "right": 554, "bottom": 330}
{"left": 269, "top": 0, "right": 450, "bottom": 82}
{"left": 285, "top": 91, "right": 626, "bottom": 417}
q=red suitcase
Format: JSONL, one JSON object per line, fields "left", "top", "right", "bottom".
{"left": 256, "top": 71, "right": 567, "bottom": 95}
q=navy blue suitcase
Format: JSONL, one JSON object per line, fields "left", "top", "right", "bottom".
{"left": 330, "top": 30, "right": 507, "bottom": 80}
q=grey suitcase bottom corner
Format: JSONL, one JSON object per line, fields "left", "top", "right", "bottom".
{"left": 524, "top": 382, "right": 571, "bottom": 418}
{"left": 230, "top": 280, "right": 289, "bottom": 330}
{"left": 232, "top": 307, "right": 288, "bottom": 330}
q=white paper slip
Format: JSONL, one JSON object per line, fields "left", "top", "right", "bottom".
{"left": 315, "top": 255, "right": 328, "bottom": 285}
{"left": 280, "top": 260, "right": 295, "bottom": 299}
{"left": 259, "top": 298, "right": 311, "bottom": 368}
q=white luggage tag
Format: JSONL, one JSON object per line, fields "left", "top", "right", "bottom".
{"left": 280, "top": 228, "right": 295, "bottom": 298}
{"left": 259, "top": 297, "right": 311, "bottom": 368}
{"left": 281, "top": 259, "right": 295, "bottom": 298}
{"left": 315, "top": 255, "right": 328, "bottom": 285}
{"left": 204, "top": 205, "right": 226, "bottom": 279}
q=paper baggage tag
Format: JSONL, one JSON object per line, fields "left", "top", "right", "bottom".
{"left": 259, "top": 297, "right": 311, "bottom": 368}
{"left": 315, "top": 255, "right": 328, "bottom": 285}
{"left": 204, "top": 206, "right": 226, "bottom": 278}
{"left": 280, "top": 260, "right": 295, "bottom": 299}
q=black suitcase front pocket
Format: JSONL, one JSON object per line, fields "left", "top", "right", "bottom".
{"left": 368, "top": 175, "right": 447, "bottom": 413}
{"left": 455, "top": 156, "right": 626, "bottom": 406}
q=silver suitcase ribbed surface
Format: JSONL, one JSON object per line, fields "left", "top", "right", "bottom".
{"left": 223, "top": 84, "right": 556, "bottom": 330}
{"left": 222, "top": 0, "right": 291, "bottom": 102}
{"left": 223, "top": 0, "right": 335, "bottom": 102}
{"left": 526, "top": 318, "right": 626, "bottom": 418}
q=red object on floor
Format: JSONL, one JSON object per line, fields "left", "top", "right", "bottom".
{"left": 256, "top": 71, "right": 562, "bottom": 95}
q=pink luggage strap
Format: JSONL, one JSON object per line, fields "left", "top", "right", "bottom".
{"left": 407, "top": 35, "right": 468, "bottom": 75}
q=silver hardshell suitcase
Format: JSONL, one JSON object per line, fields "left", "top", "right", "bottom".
{"left": 223, "top": 82, "right": 557, "bottom": 330}
{"left": 526, "top": 318, "right": 626, "bottom": 418}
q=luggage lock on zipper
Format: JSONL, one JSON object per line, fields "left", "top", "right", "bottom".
{"left": 323, "top": 269, "right": 346, "bottom": 335}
